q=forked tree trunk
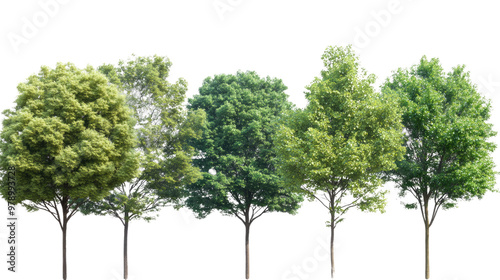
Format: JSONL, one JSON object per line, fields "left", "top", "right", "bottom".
{"left": 124, "top": 220, "right": 129, "bottom": 280}
{"left": 245, "top": 222, "right": 250, "bottom": 279}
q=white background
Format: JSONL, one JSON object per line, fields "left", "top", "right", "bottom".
{"left": 1, "top": 1, "right": 500, "bottom": 280}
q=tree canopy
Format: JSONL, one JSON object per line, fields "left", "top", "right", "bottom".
{"left": 84, "top": 55, "right": 205, "bottom": 218}
{"left": 186, "top": 71, "right": 302, "bottom": 219}
{"left": 0, "top": 62, "right": 139, "bottom": 205}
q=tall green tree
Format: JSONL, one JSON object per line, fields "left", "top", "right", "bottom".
{"left": 186, "top": 71, "right": 303, "bottom": 279}
{"left": 274, "top": 45, "right": 405, "bottom": 278}
{"left": 382, "top": 56, "right": 497, "bottom": 279}
{"left": 0, "top": 63, "right": 139, "bottom": 280}
{"left": 79, "top": 55, "right": 205, "bottom": 280}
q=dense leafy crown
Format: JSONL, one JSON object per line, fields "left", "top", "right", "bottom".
{"left": 0, "top": 63, "right": 139, "bottom": 203}
{"left": 78, "top": 55, "right": 205, "bottom": 222}
{"left": 99, "top": 55, "right": 204, "bottom": 200}
{"left": 383, "top": 57, "right": 497, "bottom": 209}
{"left": 185, "top": 71, "right": 302, "bottom": 219}
{"left": 274, "top": 45, "right": 405, "bottom": 220}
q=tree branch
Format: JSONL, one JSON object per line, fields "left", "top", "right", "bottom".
{"left": 250, "top": 206, "right": 268, "bottom": 224}
{"left": 36, "top": 201, "right": 61, "bottom": 227}
{"left": 429, "top": 193, "right": 446, "bottom": 227}
{"left": 234, "top": 210, "right": 245, "bottom": 224}
{"left": 412, "top": 186, "right": 426, "bottom": 227}
{"left": 68, "top": 199, "right": 88, "bottom": 221}
{"left": 339, "top": 194, "right": 363, "bottom": 211}
{"left": 113, "top": 209, "right": 125, "bottom": 226}
{"left": 307, "top": 190, "right": 331, "bottom": 210}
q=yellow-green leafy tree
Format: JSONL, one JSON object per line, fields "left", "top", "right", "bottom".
{"left": 0, "top": 63, "right": 140, "bottom": 280}
{"left": 274, "top": 46, "right": 405, "bottom": 278}
{"left": 79, "top": 55, "right": 205, "bottom": 280}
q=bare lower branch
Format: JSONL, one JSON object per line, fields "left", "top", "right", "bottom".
{"left": 39, "top": 200, "right": 64, "bottom": 230}
{"left": 429, "top": 193, "right": 447, "bottom": 227}
{"left": 113, "top": 209, "right": 125, "bottom": 225}
{"left": 339, "top": 195, "right": 363, "bottom": 211}
{"left": 68, "top": 199, "right": 87, "bottom": 221}
{"left": 412, "top": 187, "right": 426, "bottom": 226}
{"left": 407, "top": 186, "right": 420, "bottom": 202}
{"left": 250, "top": 206, "right": 268, "bottom": 224}
{"left": 307, "top": 190, "right": 331, "bottom": 210}
{"left": 36, "top": 201, "right": 60, "bottom": 223}
{"left": 234, "top": 210, "right": 245, "bottom": 224}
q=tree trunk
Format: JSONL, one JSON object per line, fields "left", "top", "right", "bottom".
{"left": 245, "top": 222, "right": 250, "bottom": 279}
{"left": 424, "top": 202, "right": 430, "bottom": 279}
{"left": 62, "top": 196, "right": 69, "bottom": 280}
{"left": 329, "top": 190, "right": 336, "bottom": 279}
{"left": 330, "top": 215, "right": 335, "bottom": 279}
{"left": 62, "top": 223, "right": 67, "bottom": 280}
{"left": 124, "top": 220, "right": 129, "bottom": 280}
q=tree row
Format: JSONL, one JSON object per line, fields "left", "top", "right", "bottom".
{"left": 0, "top": 45, "right": 496, "bottom": 280}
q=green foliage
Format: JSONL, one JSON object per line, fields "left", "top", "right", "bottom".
{"left": 185, "top": 71, "right": 302, "bottom": 222}
{"left": 274, "top": 45, "right": 405, "bottom": 227}
{"left": 79, "top": 55, "right": 205, "bottom": 223}
{"left": 0, "top": 63, "right": 139, "bottom": 205}
{"left": 382, "top": 56, "right": 497, "bottom": 224}
{"left": 403, "top": 203, "right": 418, "bottom": 210}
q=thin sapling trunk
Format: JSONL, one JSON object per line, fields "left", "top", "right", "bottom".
{"left": 245, "top": 222, "right": 250, "bottom": 279}
{"left": 124, "top": 220, "right": 129, "bottom": 280}
{"left": 330, "top": 214, "right": 335, "bottom": 279}
{"left": 424, "top": 201, "right": 430, "bottom": 279}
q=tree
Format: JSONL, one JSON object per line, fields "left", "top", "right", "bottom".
{"left": 0, "top": 63, "right": 139, "bottom": 280}
{"left": 185, "top": 71, "right": 303, "bottom": 279}
{"left": 382, "top": 56, "right": 497, "bottom": 279}
{"left": 79, "top": 55, "right": 205, "bottom": 280}
{"left": 273, "top": 45, "right": 405, "bottom": 278}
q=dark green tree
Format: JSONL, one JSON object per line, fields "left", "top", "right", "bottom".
{"left": 0, "top": 63, "right": 139, "bottom": 280}
{"left": 186, "top": 71, "right": 303, "bottom": 279}
{"left": 79, "top": 55, "right": 205, "bottom": 280}
{"left": 382, "top": 56, "right": 497, "bottom": 279}
{"left": 274, "top": 45, "right": 405, "bottom": 278}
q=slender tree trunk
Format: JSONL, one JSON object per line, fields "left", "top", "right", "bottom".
{"left": 330, "top": 214, "right": 335, "bottom": 279}
{"left": 245, "top": 222, "right": 250, "bottom": 279}
{"left": 62, "top": 223, "right": 67, "bottom": 280}
{"left": 329, "top": 190, "right": 336, "bottom": 279}
{"left": 61, "top": 196, "right": 69, "bottom": 280}
{"left": 124, "top": 219, "right": 129, "bottom": 280}
{"left": 424, "top": 202, "right": 430, "bottom": 279}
